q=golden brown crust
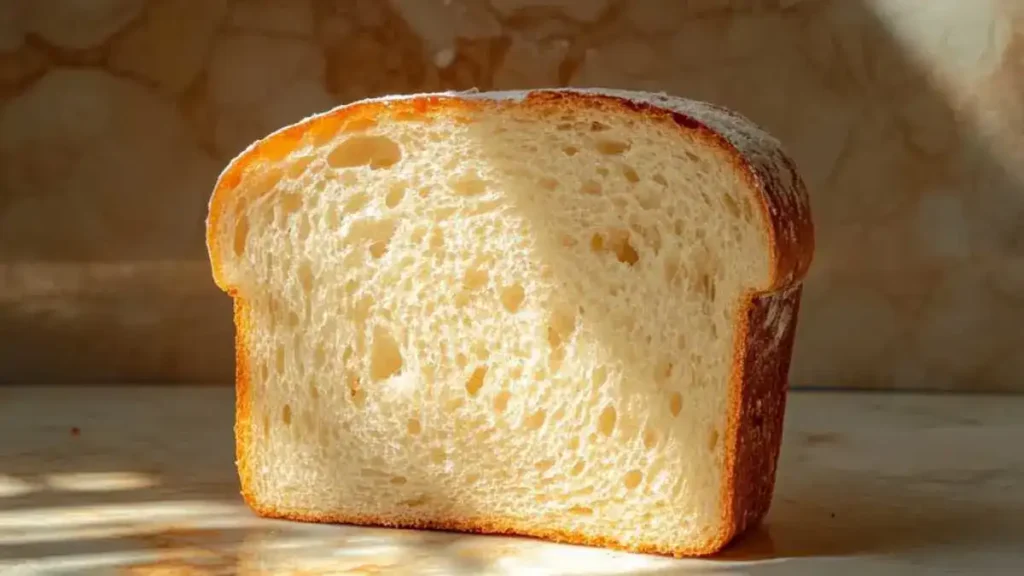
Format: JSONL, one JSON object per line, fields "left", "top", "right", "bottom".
{"left": 208, "top": 89, "right": 814, "bottom": 558}
{"left": 232, "top": 298, "right": 257, "bottom": 511}
{"left": 719, "top": 286, "right": 804, "bottom": 549}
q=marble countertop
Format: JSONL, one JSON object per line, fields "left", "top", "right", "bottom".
{"left": 1, "top": 386, "right": 1021, "bottom": 575}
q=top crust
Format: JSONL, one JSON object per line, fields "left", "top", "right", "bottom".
{"left": 208, "top": 88, "right": 813, "bottom": 294}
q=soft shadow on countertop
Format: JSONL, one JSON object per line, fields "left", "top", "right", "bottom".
{"left": 715, "top": 470, "right": 1023, "bottom": 564}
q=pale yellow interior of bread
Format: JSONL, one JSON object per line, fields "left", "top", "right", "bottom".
{"left": 213, "top": 102, "right": 771, "bottom": 552}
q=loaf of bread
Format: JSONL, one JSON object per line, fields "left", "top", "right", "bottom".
{"left": 206, "top": 88, "right": 814, "bottom": 557}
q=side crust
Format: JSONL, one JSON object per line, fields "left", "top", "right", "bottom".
{"left": 209, "top": 89, "right": 815, "bottom": 558}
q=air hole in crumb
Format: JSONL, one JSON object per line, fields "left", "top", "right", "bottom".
{"left": 563, "top": 145, "right": 578, "bottom": 156}
{"left": 431, "top": 449, "right": 446, "bottom": 464}
{"left": 352, "top": 296, "right": 373, "bottom": 325}
{"left": 655, "top": 360, "right": 673, "bottom": 386}
{"left": 697, "top": 272, "right": 716, "bottom": 302}
{"left": 501, "top": 284, "right": 525, "bottom": 313}
{"left": 444, "top": 396, "right": 464, "bottom": 413}
{"left": 547, "top": 309, "right": 576, "bottom": 350}
{"left": 280, "top": 193, "right": 302, "bottom": 219}
{"left": 653, "top": 173, "right": 667, "bottom": 186}
{"left": 591, "top": 229, "right": 639, "bottom": 266}
{"left": 344, "top": 193, "right": 369, "bottom": 215}
{"left": 429, "top": 229, "right": 445, "bottom": 253}
{"left": 612, "top": 232, "right": 639, "bottom": 266}
{"left": 637, "top": 191, "right": 660, "bottom": 210}
{"left": 385, "top": 184, "right": 406, "bottom": 208}
{"left": 568, "top": 437, "right": 579, "bottom": 450}
{"left": 622, "top": 166, "right": 640, "bottom": 183}
{"left": 664, "top": 255, "right": 681, "bottom": 285}
{"left": 348, "top": 218, "right": 397, "bottom": 259}
{"left": 723, "top": 194, "right": 741, "bottom": 219}
{"left": 709, "top": 428, "right": 720, "bottom": 451}
{"left": 742, "top": 197, "right": 755, "bottom": 221}
{"left": 592, "top": 366, "right": 607, "bottom": 388}
{"left": 298, "top": 262, "right": 314, "bottom": 294}
{"left": 287, "top": 311, "right": 300, "bottom": 328}
{"left": 288, "top": 156, "right": 313, "bottom": 179}
{"left": 557, "top": 122, "right": 573, "bottom": 131}
{"left": 580, "top": 180, "right": 601, "bottom": 195}
{"left": 233, "top": 215, "right": 249, "bottom": 257}
{"left": 275, "top": 346, "right": 285, "bottom": 375}
{"left": 623, "top": 469, "right": 643, "bottom": 490}
{"left": 595, "top": 139, "right": 629, "bottom": 155}
{"left": 493, "top": 390, "right": 511, "bottom": 413}
{"left": 326, "top": 204, "right": 341, "bottom": 230}
{"left": 670, "top": 392, "right": 683, "bottom": 416}
{"left": 464, "top": 267, "right": 489, "bottom": 290}
{"left": 539, "top": 177, "right": 558, "bottom": 190}
{"left": 327, "top": 135, "right": 402, "bottom": 169}
{"left": 434, "top": 206, "right": 457, "bottom": 221}
{"left": 449, "top": 172, "right": 488, "bottom": 196}
{"left": 643, "top": 428, "right": 659, "bottom": 450}
{"left": 570, "top": 461, "right": 585, "bottom": 476}
{"left": 524, "top": 410, "right": 546, "bottom": 430}
{"left": 348, "top": 375, "right": 365, "bottom": 407}
{"left": 390, "top": 476, "right": 407, "bottom": 485}
{"left": 465, "top": 366, "right": 487, "bottom": 396}
{"left": 407, "top": 418, "right": 421, "bottom": 435}
{"left": 569, "top": 505, "right": 592, "bottom": 516}
{"left": 547, "top": 309, "right": 575, "bottom": 371}
{"left": 590, "top": 121, "right": 611, "bottom": 132}
{"left": 685, "top": 151, "right": 700, "bottom": 163}
{"left": 370, "top": 327, "right": 403, "bottom": 382}
{"left": 553, "top": 406, "right": 566, "bottom": 421}
{"left": 598, "top": 405, "right": 617, "bottom": 436}
{"left": 400, "top": 496, "right": 429, "bottom": 507}
{"left": 535, "top": 459, "right": 555, "bottom": 472}
{"left": 281, "top": 404, "right": 292, "bottom": 425}
{"left": 596, "top": 166, "right": 609, "bottom": 177}
{"left": 314, "top": 344, "right": 326, "bottom": 367}
{"left": 249, "top": 167, "right": 283, "bottom": 199}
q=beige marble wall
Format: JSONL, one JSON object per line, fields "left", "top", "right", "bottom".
{"left": 1, "top": 0, "right": 1022, "bottom": 390}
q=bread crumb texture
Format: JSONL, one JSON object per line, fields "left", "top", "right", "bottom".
{"left": 208, "top": 90, "right": 807, "bottom": 557}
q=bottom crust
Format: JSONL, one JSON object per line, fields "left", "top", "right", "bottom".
{"left": 239, "top": 492, "right": 733, "bottom": 559}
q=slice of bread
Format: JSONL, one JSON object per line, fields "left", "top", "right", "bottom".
{"left": 206, "top": 88, "right": 814, "bottom": 557}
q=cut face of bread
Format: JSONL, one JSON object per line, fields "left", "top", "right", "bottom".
{"left": 206, "top": 89, "right": 814, "bottom": 557}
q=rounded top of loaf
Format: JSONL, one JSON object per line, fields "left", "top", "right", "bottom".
{"left": 207, "top": 88, "right": 814, "bottom": 295}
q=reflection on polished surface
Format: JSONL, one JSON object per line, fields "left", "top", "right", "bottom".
{"left": 1, "top": 386, "right": 1022, "bottom": 574}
